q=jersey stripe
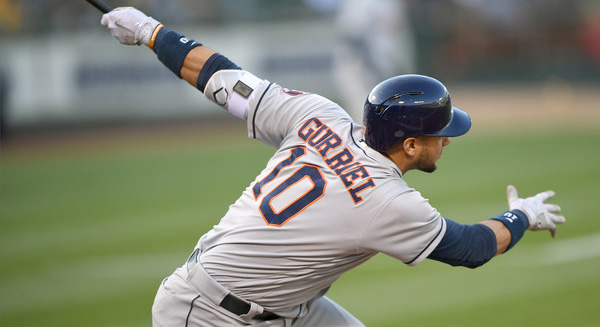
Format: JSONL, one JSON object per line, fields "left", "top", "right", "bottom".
{"left": 405, "top": 217, "right": 446, "bottom": 265}
{"left": 251, "top": 83, "right": 273, "bottom": 139}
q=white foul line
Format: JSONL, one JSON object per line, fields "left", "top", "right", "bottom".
{"left": 533, "top": 232, "right": 600, "bottom": 265}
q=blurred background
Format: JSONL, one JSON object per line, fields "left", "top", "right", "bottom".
{"left": 1, "top": 0, "right": 599, "bottom": 133}
{"left": 1, "top": 1, "right": 600, "bottom": 326}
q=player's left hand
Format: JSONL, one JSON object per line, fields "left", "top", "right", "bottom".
{"left": 506, "top": 185, "right": 566, "bottom": 237}
{"left": 101, "top": 7, "right": 160, "bottom": 46}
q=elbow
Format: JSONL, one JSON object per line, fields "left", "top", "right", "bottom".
{"left": 463, "top": 258, "right": 492, "bottom": 269}
{"left": 430, "top": 254, "right": 493, "bottom": 269}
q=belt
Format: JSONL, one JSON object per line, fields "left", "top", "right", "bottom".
{"left": 220, "top": 293, "right": 280, "bottom": 320}
{"left": 186, "top": 248, "right": 280, "bottom": 321}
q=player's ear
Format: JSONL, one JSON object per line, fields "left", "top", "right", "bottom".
{"left": 402, "top": 137, "right": 418, "bottom": 157}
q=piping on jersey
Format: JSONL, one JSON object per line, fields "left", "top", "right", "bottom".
{"left": 251, "top": 83, "right": 273, "bottom": 139}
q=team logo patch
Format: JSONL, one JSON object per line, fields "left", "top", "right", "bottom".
{"left": 233, "top": 80, "right": 253, "bottom": 98}
{"left": 282, "top": 88, "right": 308, "bottom": 96}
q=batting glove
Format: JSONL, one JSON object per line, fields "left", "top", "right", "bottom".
{"left": 101, "top": 7, "right": 160, "bottom": 46}
{"left": 506, "top": 185, "right": 565, "bottom": 237}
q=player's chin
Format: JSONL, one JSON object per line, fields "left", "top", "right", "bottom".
{"left": 419, "top": 165, "right": 437, "bottom": 173}
{"left": 415, "top": 161, "right": 437, "bottom": 173}
{"left": 414, "top": 152, "right": 438, "bottom": 173}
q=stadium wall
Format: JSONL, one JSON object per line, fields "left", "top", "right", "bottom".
{"left": 1, "top": 20, "right": 337, "bottom": 128}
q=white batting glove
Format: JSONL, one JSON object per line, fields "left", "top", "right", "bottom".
{"left": 101, "top": 7, "right": 160, "bottom": 46}
{"left": 506, "top": 185, "right": 565, "bottom": 237}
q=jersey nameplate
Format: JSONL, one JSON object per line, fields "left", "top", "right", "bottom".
{"left": 298, "top": 117, "right": 376, "bottom": 204}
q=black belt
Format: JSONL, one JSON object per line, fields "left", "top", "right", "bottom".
{"left": 220, "top": 293, "right": 280, "bottom": 321}
{"left": 186, "top": 248, "right": 280, "bottom": 321}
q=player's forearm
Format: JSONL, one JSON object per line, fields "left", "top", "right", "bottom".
{"left": 180, "top": 47, "right": 216, "bottom": 86}
{"left": 479, "top": 219, "right": 511, "bottom": 255}
{"left": 428, "top": 219, "right": 497, "bottom": 268}
{"left": 150, "top": 26, "right": 240, "bottom": 92}
{"left": 487, "top": 210, "right": 529, "bottom": 253}
{"left": 428, "top": 210, "right": 529, "bottom": 268}
{"left": 150, "top": 26, "right": 204, "bottom": 81}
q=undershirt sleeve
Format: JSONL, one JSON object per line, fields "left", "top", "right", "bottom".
{"left": 427, "top": 218, "right": 497, "bottom": 268}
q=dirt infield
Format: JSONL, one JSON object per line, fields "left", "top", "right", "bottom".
{"left": 451, "top": 83, "right": 600, "bottom": 132}
{"left": 3, "top": 84, "right": 598, "bottom": 158}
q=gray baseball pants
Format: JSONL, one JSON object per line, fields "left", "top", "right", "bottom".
{"left": 151, "top": 250, "right": 364, "bottom": 326}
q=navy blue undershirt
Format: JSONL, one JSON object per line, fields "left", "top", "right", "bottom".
{"left": 428, "top": 218, "right": 497, "bottom": 268}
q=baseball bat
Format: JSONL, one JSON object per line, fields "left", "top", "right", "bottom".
{"left": 85, "top": 0, "right": 113, "bottom": 13}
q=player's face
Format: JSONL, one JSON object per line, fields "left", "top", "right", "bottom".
{"left": 414, "top": 136, "right": 451, "bottom": 173}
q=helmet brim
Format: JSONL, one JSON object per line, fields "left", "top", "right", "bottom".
{"left": 428, "top": 107, "right": 471, "bottom": 137}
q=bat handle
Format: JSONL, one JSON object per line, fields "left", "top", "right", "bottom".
{"left": 86, "top": 0, "right": 113, "bottom": 13}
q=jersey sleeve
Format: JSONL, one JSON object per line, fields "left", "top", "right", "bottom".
{"left": 359, "top": 186, "right": 447, "bottom": 266}
{"left": 203, "top": 69, "right": 352, "bottom": 148}
{"left": 249, "top": 85, "right": 350, "bottom": 148}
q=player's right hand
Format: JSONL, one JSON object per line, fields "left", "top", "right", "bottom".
{"left": 506, "top": 185, "right": 565, "bottom": 237}
{"left": 101, "top": 7, "right": 160, "bottom": 46}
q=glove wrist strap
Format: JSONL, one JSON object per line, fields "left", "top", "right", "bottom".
{"left": 148, "top": 24, "right": 164, "bottom": 49}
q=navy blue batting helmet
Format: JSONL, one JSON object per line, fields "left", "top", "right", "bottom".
{"left": 363, "top": 74, "right": 471, "bottom": 152}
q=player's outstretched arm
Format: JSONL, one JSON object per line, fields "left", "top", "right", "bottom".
{"left": 100, "top": 7, "right": 233, "bottom": 91}
{"left": 428, "top": 185, "right": 565, "bottom": 268}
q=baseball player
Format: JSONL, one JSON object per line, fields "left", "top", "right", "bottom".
{"left": 100, "top": 7, "right": 565, "bottom": 327}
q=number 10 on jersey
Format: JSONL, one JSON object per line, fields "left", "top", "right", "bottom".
{"left": 252, "top": 147, "right": 327, "bottom": 226}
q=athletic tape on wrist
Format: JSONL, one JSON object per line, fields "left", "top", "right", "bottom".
{"left": 152, "top": 27, "right": 202, "bottom": 78}
{"left": 489, "top": 210, "right": 529, "bottom": 252}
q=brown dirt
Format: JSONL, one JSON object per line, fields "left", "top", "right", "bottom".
{"left": 2, "top": 84, "right": 598, "bottom": 159}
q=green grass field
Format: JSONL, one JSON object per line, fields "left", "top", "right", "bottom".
{"left": 2, "top": 119, "right": 599, "bottom": 326}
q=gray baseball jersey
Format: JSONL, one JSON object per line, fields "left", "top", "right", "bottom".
{"left": 196, "top": 69, "right": 446, "bottom": 315}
